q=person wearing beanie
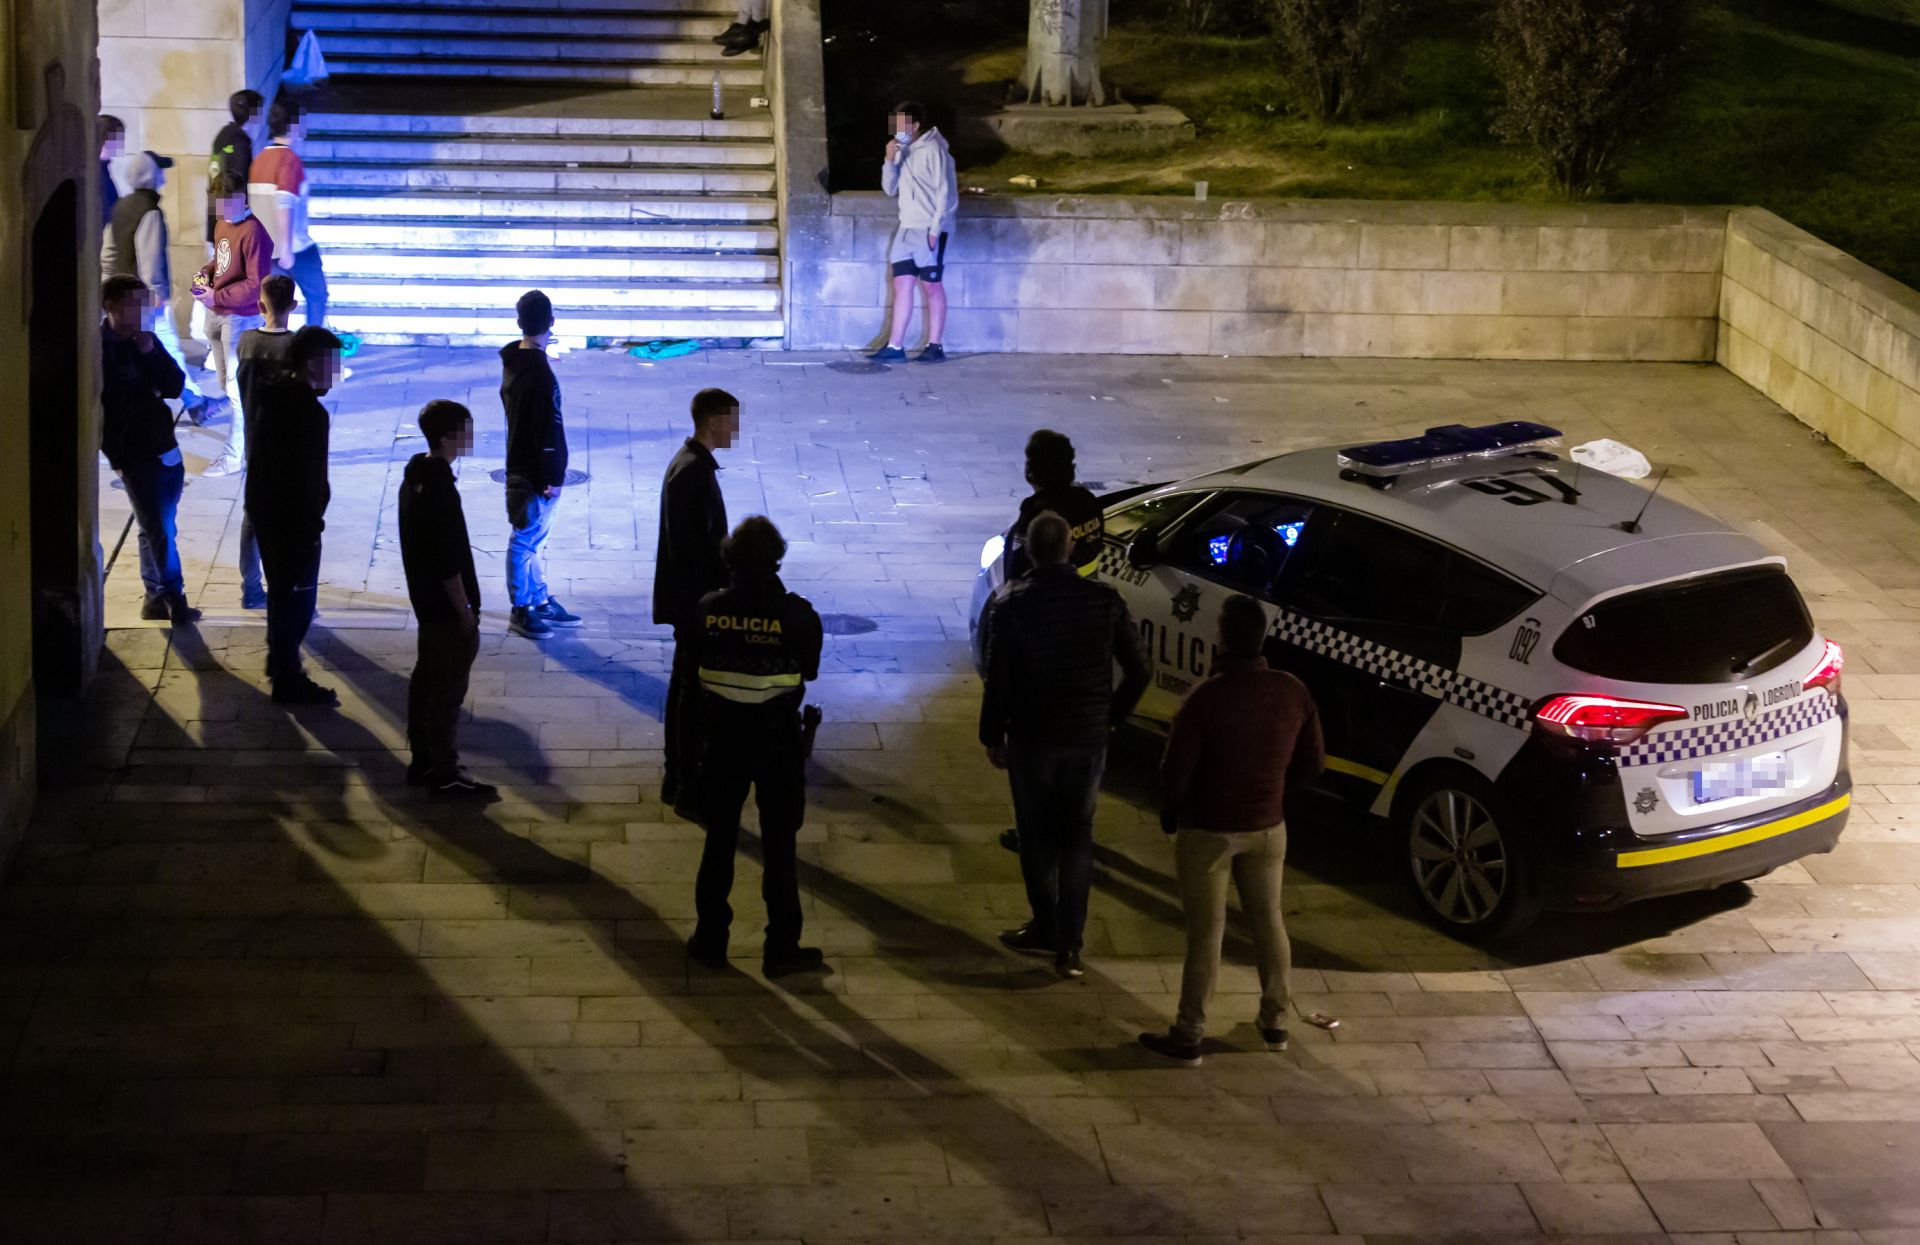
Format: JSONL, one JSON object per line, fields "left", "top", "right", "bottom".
{"left": 500, "top": 290, "right": 578, "bottom": 638}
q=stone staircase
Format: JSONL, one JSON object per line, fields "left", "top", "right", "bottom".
{"left": 292, "top": 0, "right": 784, "bottom": 346}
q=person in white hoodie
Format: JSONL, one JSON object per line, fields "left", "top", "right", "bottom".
{"left": 871, "top": 101, "right": 958, "bottom": 364}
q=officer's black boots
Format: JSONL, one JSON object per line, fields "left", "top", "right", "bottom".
{"left": 763, "top": 946, "right": 826, "bottom": 979}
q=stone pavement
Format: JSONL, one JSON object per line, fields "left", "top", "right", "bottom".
{"left": 17, "top": 347, "right": 1920, "bottom": 1242}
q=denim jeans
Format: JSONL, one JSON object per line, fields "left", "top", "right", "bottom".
{"left": 120, "top": 456, "right": 186, "bottom": 601}
{"left": 255, "top": 525, "right": 322, "bottom": 682}
{"left": 1172, "top": 824, "right": 1291, "bottom": 1043}
{"left": 278, "top": 245, "right": 328, "bottom": 328}
{"left": 505, "top": 484, "right": 556, "bottom": 609}
{"left": 204, "top": 311, "right": 263, "bottom": 463}
{"left": 1007, "top": 741, "right": 1107, "bottom": 952}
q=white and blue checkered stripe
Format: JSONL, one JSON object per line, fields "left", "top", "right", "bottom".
{"left": 1618, "top": 695, "right": 1838, "bottom": 768}
{"left": 1267, "top": 609, "right": 1535, "bottom": 730}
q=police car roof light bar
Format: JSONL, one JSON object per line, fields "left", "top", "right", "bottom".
{"left": 1337, "top": 421, "right": 1564, "bottom": 480}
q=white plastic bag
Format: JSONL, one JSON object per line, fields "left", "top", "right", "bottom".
{"left": 283, "top": 31, "right": 330, "bottom": 90}
{"left": 1571, "top": 438, "right": 1651, "bottom": 480}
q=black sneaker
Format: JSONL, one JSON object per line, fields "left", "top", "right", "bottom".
{"left": 915, "top": 344, "right": 947, "bottom": 363}
{"left": 711, "top": 20, "right": 747, "bottom": 43}
{"left": 763, "top": 946, "right": 827, "bottom": 979}
{"left": 431, "top": 769, "right": 499, "bottom": 800}
{"left": 997, "top": 826, "right": 1020, "bottom": 854}
{"left": 720, "top": 37, "right": 757, "bottom": 56}
{"left": 165, "top": 595, "right": 203, "bottom": 626}
{"left": 1138, "top": 1030, "right": 1202, "bottom": 1067}
{"left": 140, "top": 596, "right": 170, "bottom": 621}
{"left": 1055, "top": 950, "right": 1085, "bottom": 979}
{"left": 867, "top": 345, "right": 907, "bottom": 362}
{"left": 272, "top": 678, "right": 339, "bottom": 707}
{"left": 688, "top": 936, "right": 729, "bottom": 971}
{"left": 535, "top": 598, "right": 582, "bottom": 627}
{"left": 1260, "top": 1026, "right": 1290, "bottom": 1051}
{"left": 510, "top": 606, "right": 554, "bottom": 639}
{"left": 406, "top": 759, "right": 432, "bottom": 785}
{"left": 998, "top": 924, "right": 1053, "bottom": 956}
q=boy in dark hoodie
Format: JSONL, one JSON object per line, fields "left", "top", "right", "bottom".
{"left": 232, "top": 273, "right": 299, "bottom": 609}
{"left": 247, "top": 325, "right": 341, "bottom": 706}
{"left": 401, "top": 400, "right": 495, "bottom": 799}
{"left": 500, "top": 290, "right": 579, "bottom": 639}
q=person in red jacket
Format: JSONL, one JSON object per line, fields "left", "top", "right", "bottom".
{"left": 193, "top": 170, "right": 273, "bottom": 479}
{"left": 1140, "top": 593, "right": 1325, "bottom": 1067}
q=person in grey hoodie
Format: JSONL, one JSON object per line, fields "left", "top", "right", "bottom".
{"left": 870, "top": 100, "right": 958, "bottom": 364}
{"left": 103, "top": 150, "right": 207, "bottom": 417}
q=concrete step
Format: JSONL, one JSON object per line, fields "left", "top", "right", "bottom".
{"left": 323, "top": 247, "right": 779, "bottom": 282}
{"left": 326, "top": 305, "right": 785, "bottom": 346}
{"left": 294, "top": 7, "right": 732, "bottom": 37}
{"left": 309, "top": 218, "right": 778, "bottom": 251}
{"left": 308, "top": 164, "right": 775, "bottom": 194}
{"left": 327, "top": 57, "right": 764, "bottom": 86}
{"left": 305, "top": 110, "right": 773, "bottom": 140}
{"left": 297, "top": 0, "right": 735, "bottom": 11}
{"left": 309, "top": 32, "right": 756, "bottom": 62}
{"left": 304, "top": 135, "right": 773, "bottom": 166}
{"left": 330, "top": 276, "right": 781, "bottom": 311}
{"left": 312, "top": 190, "right": 777, "bottom": 222}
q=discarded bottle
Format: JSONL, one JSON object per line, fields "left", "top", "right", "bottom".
{"left": 711, "top": 71, "right": 724, "bottom": 121}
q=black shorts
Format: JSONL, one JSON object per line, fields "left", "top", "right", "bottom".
{"left": 888, "top": 228, "right": 949, "bottom": 284}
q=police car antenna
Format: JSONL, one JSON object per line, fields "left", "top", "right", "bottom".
{"left": 1617, "top": 467, "right": 1670, "bottom": 535}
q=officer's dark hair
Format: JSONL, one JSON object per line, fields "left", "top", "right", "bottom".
{"left": 418, "top": 399, "right": 473, "bottom": 449}
{"left": 691, "top": 387, "right": 739, "bottom": 427}
{"left": 1026, "top": 511, "right": 1072, "bottom": 566}
{"left": 1219, "top": 594, "right": 1267, "bottom": 658}
{"left": 260, "top": 273, "right": 296, "bottom": 316}
{"left": 516, "top": 288, "right": 555, "bottom": 336}
{"left": 102, "top": 274, "right": 148, "bottom": 307}
{"left": 890, "top": 100, "right": 927, "bottom": 127}
{"left": 1024, "top": 429, "right": 1075, "bottom": 491}
{"left": 212, "top": 170, "right": 247, "bottom": 198}
{"left": 229, "top": 90, "right": 264, "bottom": 124}
{"left": 100, "top": 114, "right": 126, "bottom": 141}
{"left": 290, "top": 325, "right": 343, "bottom": 369}
{"left": 722, "top": 515, "right": 786, "bottom": 578}
{"left": 267, "top": 97, "right": 301, "bottom": 139}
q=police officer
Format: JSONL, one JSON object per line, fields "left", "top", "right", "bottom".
{"left": 687, "top": 516, "right": 827, "bottom": 979}
{"left": 1004, "top": 429, "right": 1103, "bottom": 580}
{"left": 655, "top": 388, "right": 741, "bottom": 810}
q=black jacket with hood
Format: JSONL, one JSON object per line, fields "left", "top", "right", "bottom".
{"left": 499, "top": 343, "right": 567, "bottom": 489}
{"left": 652, "top": 438, "right": 729, "bottom": 627}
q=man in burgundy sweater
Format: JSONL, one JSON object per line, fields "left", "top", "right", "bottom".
{"left": 1141, "top": 593, "right": 1325, "bottom": 1066}
{"left": 194, "top": 170, "right": 273, "bottom": 478}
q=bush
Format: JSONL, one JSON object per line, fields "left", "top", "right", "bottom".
{"left": 1487, "top": 0, "right": 1697, "bottom": 196}
{"left": 1270, "top": 0, "right": 1404, "bottom": 121}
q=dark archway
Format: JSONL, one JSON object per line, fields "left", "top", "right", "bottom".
{"left": 27, "top": 178, "right": 84, "bottom": 696}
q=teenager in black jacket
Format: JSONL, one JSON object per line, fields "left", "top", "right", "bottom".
{"left": 653, "top": 387, "right": 741, "bottom": 807}
{"left": 500, "top": 290, "right": 578, "bottom": 638}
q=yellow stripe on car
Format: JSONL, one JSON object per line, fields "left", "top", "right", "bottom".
{"left": 1616, "top": 794, "right": 1851, "bottom": 869}
{"left": 1324, "top": 756, "right": 1390, "bottom": 785}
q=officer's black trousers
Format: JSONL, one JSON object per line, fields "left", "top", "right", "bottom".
{"left": 692, "top": 697, "right": 807, "bottom": 954}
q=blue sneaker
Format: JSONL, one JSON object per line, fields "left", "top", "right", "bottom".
{"left": 510, "top": 606, "right": 554, "bottom": 639}
{"left": 337, "top": 331, "right": 365, "bottom": 358}
{"left": 867, "top": 345, "right": 907, "bottom": 362}
{"left": 536, "top": 598, "right": 582, "bottom": 627}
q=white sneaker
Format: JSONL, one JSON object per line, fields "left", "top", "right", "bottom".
{"left": 338, "top": 365, "right": 354, "bottom": 383}
{"left": 202, "top": 454, "right": 243, "bottom": 479}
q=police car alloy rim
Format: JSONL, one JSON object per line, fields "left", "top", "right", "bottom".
{"left": 1409, "top": 789, "right": 1509, "bottom": 927}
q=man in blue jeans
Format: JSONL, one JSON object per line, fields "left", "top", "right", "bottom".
{"left": 101, "top": 275, "right": 201, "bottom": 626}
{"left": 500, "top": 290, "right": 580, "bottom": 638}
{"left": 979, "top": 511, "right": 1149, "bottom": 978}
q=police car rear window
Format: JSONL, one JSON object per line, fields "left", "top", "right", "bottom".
{"left": 1553, "top": 566, "right": 1814, "bottom": 685}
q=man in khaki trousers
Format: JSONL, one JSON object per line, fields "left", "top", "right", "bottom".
{"left": 1140, "top": 594, "right": 1326, "bottom": 1066}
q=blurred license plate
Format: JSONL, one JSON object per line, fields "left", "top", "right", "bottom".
{"left": 1692, "top": 752, "right": 1789, "bottom": 805}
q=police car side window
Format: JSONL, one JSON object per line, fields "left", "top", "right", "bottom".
{"left": 1164, "top": 494, "right": 1313, "bottom": 600}
{"left": 1286, "top": 509, "right": 1448, "bottom": 630}
{"left": 1106, "top": 492, "right": 1205, "bottom": 542}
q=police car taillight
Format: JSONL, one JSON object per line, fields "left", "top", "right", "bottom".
{"left": 1534, "top": 694, "right": 1688, "bottom": 745}
{"left": 1804, "top": 639, "right": 1844, "bottom": 693}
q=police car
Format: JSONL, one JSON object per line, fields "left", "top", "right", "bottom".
{"left": 969, "top": 422, "right": 1850, "bottom": 938}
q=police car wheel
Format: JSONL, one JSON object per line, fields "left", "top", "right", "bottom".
{"left": 1400, "top": 771, "right": 1539, "bottom": 940}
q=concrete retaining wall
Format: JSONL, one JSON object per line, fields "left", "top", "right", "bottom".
{"left": 788, "top": 194, "right": 1727, "bottom": 360}
{"left": 1720, "top": 208, "right": 1920, "bottom": 504}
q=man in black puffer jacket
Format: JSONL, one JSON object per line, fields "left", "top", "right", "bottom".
{"left": 500, "top": 289, "right": 579, "bottom": 639}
